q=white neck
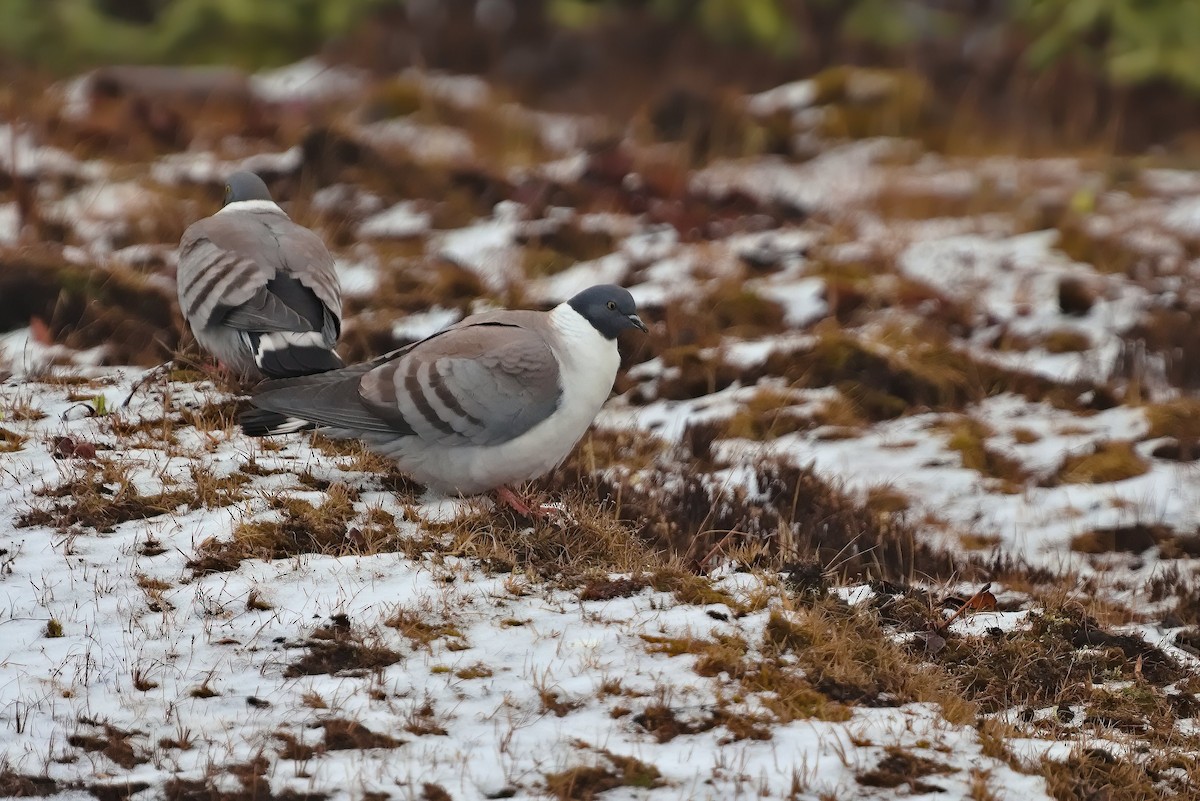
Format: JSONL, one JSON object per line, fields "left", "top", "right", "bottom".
{"left": 547, "top": 302, "right": 619, "bottom": 370}
{"left": 218, "top": 199, "right": 286, "bottom": 215}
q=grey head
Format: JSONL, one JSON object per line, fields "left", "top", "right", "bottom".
{"left": 223, "top": 171, "right": 273, "bottom": 206}
{"left": 567, "top": 284, "right": 647, "bottom": 339}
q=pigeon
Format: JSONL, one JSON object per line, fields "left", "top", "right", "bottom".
{"left": 240, "top": 285, "right": 647, "bottom": 513}
{"left": 176, "top": 171, "right": 342, "bottom": 379}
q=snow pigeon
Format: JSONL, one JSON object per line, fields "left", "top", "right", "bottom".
{"left": 240, "top": 285, "right": 647, "bottom": 513}
{"left": 177, "top": 171, "right": 343, "bottom": 379}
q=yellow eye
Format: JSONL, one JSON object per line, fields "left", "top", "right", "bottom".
{"left": 606, "top": 301, "right": 616, "bottom": 311}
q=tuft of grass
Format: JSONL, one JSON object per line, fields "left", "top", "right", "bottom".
{"left": 567, "top": 458, "right": 963, "bottom": 583}
{"left": 856, "top": 746, "right": 954, "bottom": 792}
{"left": 940, "top": 416, "right": 1029, "bottom": 489}
{"left": 385, "top": 607, "right": 467, "bottom": 651}
{"left": 440, "top": 493, "right": 657, "bottom": 579}
{"left": 454, "top": 663, "right": 492, "bottom": 680}
{"left": 765, "top": 598, "right": 973, "bottom": 723}
{"left": 0, "top": 426, "right": 24, "bottom": 453}
{"left": 1055, "top": 441, "right": 1149, "bottom": 485}
{"left": 320, "top": 719, "right": 404, "bottom": 750}
{"left": 285, "top": 619, "right": 402, "bottom": 679}
{"left": 17, "top": 459, "right": 191, "bottom": 533}
{"left": 1041, "top": 329, "right": 1092, "bottom": 354}
{"left": 188, "top": 484, "right": 361, "bottom": 573}
{"left": 710, "top": 386, "right": 813, "bottom": 441}
{"left": 578, "top": 574, "right": 649, "bottom": 602}
{"left": 544, "top": 746, "right": 665, "bottom": 799}
{"left": 1070, "top": 524, "right": 1168, "bottom": 555}
{"left": 929, "top": 599, "right": 1184, "bottom": 715}
{"left": 67, "top": 723, "right": 145, "bottom": 769}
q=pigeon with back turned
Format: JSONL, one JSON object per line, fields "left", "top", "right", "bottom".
{"left": 239, "top": 285, "right": 647, "bottom": 514}
{"left": 177, "top": 171, "right": 342, "bottom": 379}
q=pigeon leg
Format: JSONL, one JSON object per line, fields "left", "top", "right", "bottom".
{"left": 492, "top": 485, "right": 540, "bottom": 518}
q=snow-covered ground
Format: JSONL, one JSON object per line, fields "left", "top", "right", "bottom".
{"left": 1, "top": 57, "right": 1199, "bottom": 800}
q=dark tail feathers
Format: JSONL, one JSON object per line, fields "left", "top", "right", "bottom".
{"left": 251, "top": 332, "right": 345, "bottom": 379}
{"left": 239, "top": 408, "right": 315, "bottom": 437}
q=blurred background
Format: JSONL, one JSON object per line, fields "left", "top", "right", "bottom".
{"left": 6, "top": 0, "right": 1200, "bottom": 151}
{"left": 2, "top": 0, "right": 1200, "bottom": 401}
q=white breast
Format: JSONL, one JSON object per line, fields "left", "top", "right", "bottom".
{"left": 387, "top": 303, "right": 621, "bottom": 495}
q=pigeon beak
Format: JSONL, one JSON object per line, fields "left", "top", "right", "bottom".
{"left": 627, "top": 313, "right": 648, "bottom": 333}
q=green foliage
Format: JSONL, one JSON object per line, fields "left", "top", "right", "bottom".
{"left": 1018, "top": 0, "right": 1200, "bottom": 91}
{"left": 551, "top": 0, "right": 1200, "bottom": 96}
{"left": 0, "top": 0, "right": 391, "bottom": 73}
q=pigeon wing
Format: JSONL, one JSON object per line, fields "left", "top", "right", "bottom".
{"left": 358, "top": 320, "right": 563, "bottom": 447}
{"left": 244, "top": 318, "right": 562, "bottom": 447}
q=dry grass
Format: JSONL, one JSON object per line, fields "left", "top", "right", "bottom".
{"left": 17, "top": 458, "right": 192, "bottom": 533}
{"left": 544, "top": 745, "right": 665, "bottom": 800}
{"left": 284, "top": 617, "right": 402, "bottom": 678}
{"left": 1054, "top": 441, "right": 1149, "bottom": 485}
{"left": 940, "top": 416, "right": 1029, "bottom": 489}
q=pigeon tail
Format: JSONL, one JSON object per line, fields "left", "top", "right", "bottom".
{"left": 250, "top": 331, "right": 343, "bottom": 378}
{"left": 239, "top": 408, "right": 316, "bottom": 437}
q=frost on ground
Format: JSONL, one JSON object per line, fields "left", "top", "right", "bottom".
{"left": 1, "top": 54, "right": 1200, "bottom": 801}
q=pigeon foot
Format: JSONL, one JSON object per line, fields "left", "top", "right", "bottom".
{"left": 491, "top": 486, "right": 559, "bottom": 521}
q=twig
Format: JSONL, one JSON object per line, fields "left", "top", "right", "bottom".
{"left": 936, "top": 582, "right": 992, "bottom": 633}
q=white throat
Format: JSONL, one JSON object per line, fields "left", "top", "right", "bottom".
{"left": 218, "top": 199, "right": 286, "bottom": 215}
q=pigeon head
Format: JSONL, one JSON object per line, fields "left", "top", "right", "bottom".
{"left": 223, "top": 172, "right": 273, "bottom": 206}
{"left": 567, "top": 285, "right": 647, "bottom": 340}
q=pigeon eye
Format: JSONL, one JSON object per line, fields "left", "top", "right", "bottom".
{"left": 606, "top": 301, "right": 616, "bottom": 311}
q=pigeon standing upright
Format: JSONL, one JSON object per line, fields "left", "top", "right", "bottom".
{"left": 239, "top": 285, "right": 647, "bottom": 514}
{"left": 176, "top": 171, "right": 342, "bottom": 379}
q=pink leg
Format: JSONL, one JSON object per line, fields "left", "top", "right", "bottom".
{"left": 492, "top": 485, "right": 541, "bottom": 519}
{"left": 491, "top": 486, "right": 570, "bottom": 522}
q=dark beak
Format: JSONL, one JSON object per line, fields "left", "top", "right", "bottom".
{"left": 627, "top": 313, "right": 648, "bottom": 333}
